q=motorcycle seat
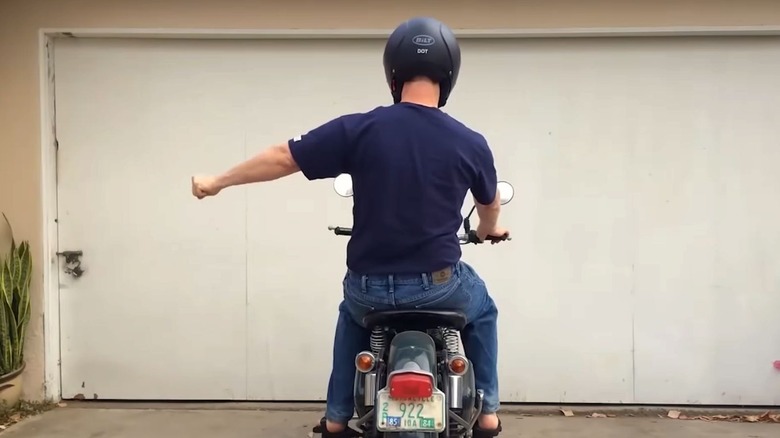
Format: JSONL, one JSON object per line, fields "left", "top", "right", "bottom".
{"left": 362, "top": 310, "right": 468, "bottom": 331}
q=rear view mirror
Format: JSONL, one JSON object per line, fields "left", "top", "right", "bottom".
{"left": 497, "top": 181, "right": 514, "bottom": 205}
{"left": 333, "top": 173, "right": 353, "bottom": 197}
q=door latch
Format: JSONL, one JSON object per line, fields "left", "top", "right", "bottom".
{"left": 56, "top": 250, "right": 84, "bottom": 277}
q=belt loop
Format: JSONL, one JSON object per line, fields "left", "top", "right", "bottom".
{"left": 361, "top": 275, "right": 367, "bottom": 294}
{"left": 421, "top": 273, "right": 430, "bottom": 290}
{"left": 388, "top": 274, "right": 395, "bottom": 294}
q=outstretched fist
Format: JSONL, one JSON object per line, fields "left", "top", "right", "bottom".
{"left": 191, "top": 175, "right": 222, "bottom": 199}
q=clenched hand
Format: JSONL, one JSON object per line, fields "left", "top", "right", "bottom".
{"left": 476, "top": 224, "right": 510, "bottom": 244}
{"left": 191, "top": 175, "right": 223, "bottom": 199}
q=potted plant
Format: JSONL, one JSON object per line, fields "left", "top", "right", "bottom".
{"left": 0, "top": 213, "right": 32, "bottom": 407}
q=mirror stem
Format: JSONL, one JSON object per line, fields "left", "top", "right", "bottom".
{"left": 463, "top": 205, "right": 477, "bottom": 233}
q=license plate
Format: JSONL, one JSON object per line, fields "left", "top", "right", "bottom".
{"left": 376, "top": 388, "right": 446, "bottom": 432}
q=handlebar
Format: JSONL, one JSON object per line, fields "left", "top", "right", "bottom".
{"left": 328, "top": 226, "right": 353, "bottom": 236}
{"left": 327, "top": 226, "right": 510, "bottom": 245}
{"left": 460, "top": 230, "right": 511, "bottom": 245}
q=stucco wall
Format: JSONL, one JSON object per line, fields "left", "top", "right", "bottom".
{"left": 1, "top": 0, "right": 779, "bottom": 401}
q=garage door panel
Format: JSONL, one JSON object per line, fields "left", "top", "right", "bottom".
{"left": 242, "top": 47, "right": 388, "bottom": 399}
{"left": 452, "top": 40, "right": 636, "bottom": 402}
{"left": 619, "top": 38, "right": 780, "bottom": 405}
{"left": 55, "top": 38, "right": 249, "bottom": 399}
{"left": 245, "top": 177, "right": 350, "bottom": 400}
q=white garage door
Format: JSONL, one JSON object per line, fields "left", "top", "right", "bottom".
{"left": 54, "top": 35, "right": 780, "bottom": 405}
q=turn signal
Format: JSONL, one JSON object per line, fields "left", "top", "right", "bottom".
{"left": 355, "top": 351, "right": 376, "bottom": 373}
{"left": 448, "top": 355, "right": 468, "bottom": 376}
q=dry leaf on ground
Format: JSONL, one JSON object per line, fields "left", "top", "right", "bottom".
{"left": 758, "top": 412, "right": 780, "bottom": 423}
{"left": 668, "top": 411, "right": 780, "bottom": 423}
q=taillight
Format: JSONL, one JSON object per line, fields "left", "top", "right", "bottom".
{"left": 388, "top": 372, "right": 434, "bottom": 398}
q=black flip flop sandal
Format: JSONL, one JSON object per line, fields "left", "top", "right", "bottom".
{"left": 473, "top": 418, "right": 503, "bottom": 437}
{"left": 311, "top": 417, "right": 363, "bottom": 437}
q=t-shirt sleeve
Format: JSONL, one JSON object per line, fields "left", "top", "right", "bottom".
{"left": 288, "top": 115, "right": 354, "bottom": 181}
{"left": 471, "top": 138, "right": 498, "bottom": 205}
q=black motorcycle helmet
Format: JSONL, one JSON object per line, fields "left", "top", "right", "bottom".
{"left": 383, "top": 17, "right": 461, "bottom": 108}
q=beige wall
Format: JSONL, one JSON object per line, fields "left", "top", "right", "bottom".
{"left": 1, "top": 0, "right": 779, "bottom": 401}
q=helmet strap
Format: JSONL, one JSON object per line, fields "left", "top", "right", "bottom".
{"left": 390, "top": 78, "right": 403, "bottom": 104}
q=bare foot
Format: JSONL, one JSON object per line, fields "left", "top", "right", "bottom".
{"left": 478, "top": 413, "right": 500, "bottom": 429}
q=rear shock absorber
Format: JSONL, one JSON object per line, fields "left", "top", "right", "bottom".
{"left": 370, "top": 327, "right": 385, "bottom": 355}
{"left": 441, "top": 327, "right": 460, "bottom": 356}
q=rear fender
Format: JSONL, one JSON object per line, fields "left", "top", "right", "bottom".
{"left": 381, "top": 331, "right": 439, "bottom": 438}
{"left": 386, "top": 331, "right": 437, "bottom": 374}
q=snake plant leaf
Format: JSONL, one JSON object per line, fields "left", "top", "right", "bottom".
{"left": 0, "top": 260, "right": 12, "bottom": 313}
{"left": 0, "top": 214, "right": 12, "bottom": 263}
{"left": 14, "top": 242, "right": 31, "bottom": 321}
{"left": 13, "top": 242, "right": 31, "bottom": 365}
{"left": 0, "top": 261, "right": 13, "bottom": 373}
{"left": 5, "top": 297, "right": 17, "bottom": 368}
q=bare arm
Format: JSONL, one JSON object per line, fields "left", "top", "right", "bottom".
{"left": 475, "top": 192, "right": 501, "bottom": 232}
{"left": 192, "top": 117, "right": 352, "bottom": 200}
{"left": 214, "top": 143, "right": 300, "bottom": 191}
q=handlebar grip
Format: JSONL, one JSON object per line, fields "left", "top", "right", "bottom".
{"left": 460, "top": 230, "right": 511, "bottom": 244}
{"left": 458, "top": 230, "right": 481, "bottom": 244}
{"left": 485, "top": 232, "right": 510, "bottom": 243}
{"left": 328, "top": 226, "right": 352, "bottom": 236}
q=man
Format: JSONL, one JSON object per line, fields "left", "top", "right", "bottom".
{"left": 192, "top": 17, "right": 507, "bottom": 438}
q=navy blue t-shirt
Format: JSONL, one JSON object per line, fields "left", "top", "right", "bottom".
{"left": 288, "top": 102, "right": 497, "bottom": 275}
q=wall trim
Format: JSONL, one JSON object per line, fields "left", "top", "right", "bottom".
{"left": 37, "top": 23, "right": 780, "bottom": 402}
{"left": 39, "top": 30, "right": 60, "bottom": 401}
{"left": 41, "top": 25, "right": 780, "bottom": 40}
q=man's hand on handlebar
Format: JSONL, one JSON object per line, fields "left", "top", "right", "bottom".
{"left": 458, "top": 229, "right": 510, "bottom": 245}
{"left": 476, "top": 224, "right": 510, "bottom": 244}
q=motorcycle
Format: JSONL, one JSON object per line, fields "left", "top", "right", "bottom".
{"left": 321, "top": 174, "right": 514, "bottom": 438}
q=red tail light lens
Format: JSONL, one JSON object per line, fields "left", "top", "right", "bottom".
{"left": 388, "top": 372, "right": 434, "bottom": 398}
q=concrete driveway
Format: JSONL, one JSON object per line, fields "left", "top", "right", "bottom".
{"left": 3, "top": 404, "right": 778, "bottom": 438}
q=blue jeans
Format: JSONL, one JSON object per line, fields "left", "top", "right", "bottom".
{"left": 325, "top": 260, "right": 500, "bottom": 424}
